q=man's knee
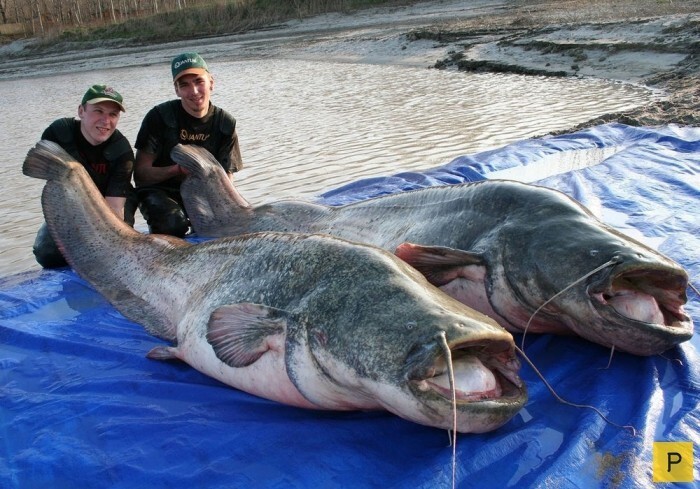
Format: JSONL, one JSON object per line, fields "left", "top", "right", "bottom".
{"left": 138, "top": 190, "right": 189, "bottom": 237}
{"left": 148, "top": 211, "right": 189, "bottom": 237}
{"left": 33, "top": 224, "right": 67, "bottom": 269}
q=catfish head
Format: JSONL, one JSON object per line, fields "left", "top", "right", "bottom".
{"left": 499, "top": 194, "right": 692, "bottom": 356}
{"left": 486, "top": 187, "right": 692, "bottom": 355}
{"left": 395, "top": 182, "right": 692, "bottom": 356}
{"left": 278, "top": 247, "right": 527, "bottom": 433}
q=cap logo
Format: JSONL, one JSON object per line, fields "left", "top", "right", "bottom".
{"left": 174, "top": 58, "right": 197, "bottom": 69}
{"left": 172, "top": 52, "right": 208, "bottom": 81}
{"left": 81, "top": 84, "right": 125, "bottom": 112}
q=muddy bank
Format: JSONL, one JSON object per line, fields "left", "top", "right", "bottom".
{"left": 411, "top": 0, "right": 700, "bottom": 129}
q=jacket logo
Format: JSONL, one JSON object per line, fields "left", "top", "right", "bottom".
{"left": 180, "top": 129, "right": 210, "bottom": 143}
{"left": 91, "top": 162, "right": 107, "bottom": 174}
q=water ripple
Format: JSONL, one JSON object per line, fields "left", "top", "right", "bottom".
{"left": 0, "top": 58, "right": 652, "bottom": 276}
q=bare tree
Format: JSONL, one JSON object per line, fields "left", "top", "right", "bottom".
{"left": 32, "top": 0, "right": 43, "bottom": 34}
{"left": 73, "top": 0, "right": 82, "bottom": 25}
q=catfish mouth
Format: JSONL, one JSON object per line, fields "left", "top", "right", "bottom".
{"left": 411, "top": 340, "right": 525, "bottom": 404}
{"left": 589, "top": 266, "right": 692, "bottom": 336}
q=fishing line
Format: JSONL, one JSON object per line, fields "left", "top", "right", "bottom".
{"left": 521, "top": 257, "right": 621, "bottom": 352}
{"left": 689, "top": 282, "right": 699, "bottom": 298}
{"left": 514, "top": 345, "right": 637, "bottom": 436}
{"left": 437, "top": 331, "right": 457, "bottom": 489}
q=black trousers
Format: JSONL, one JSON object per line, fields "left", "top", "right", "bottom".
{"left": 33, "top": 192, "right": 139, "bottom": 269}
{"left": 136, "top": 187, "right": 190, "bottom": 238}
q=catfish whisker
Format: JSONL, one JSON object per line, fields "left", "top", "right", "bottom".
{"left": 659, "top": 353, "right": 684, "bottom": 367}
{"left": 436, "top": 331, "right": 457, "bottom": 489}
{"left": 521, "top": 257, "right": 621, "bottom": 352}
{"left": 515, "top": 345, "right": 637, "bottom": 436}
{"left": 599, "top": 345, "right": 616, "bottom": 370}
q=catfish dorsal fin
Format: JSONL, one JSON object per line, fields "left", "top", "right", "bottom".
{"left": 394, "top": 242, "right": 485, "bottom": 286}
{"left": 206, "top": 303, "right": 287, "bottom": 368}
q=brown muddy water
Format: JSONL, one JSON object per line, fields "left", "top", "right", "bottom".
{"left": 0, "top": 58, "right": 653, "bottom": 276}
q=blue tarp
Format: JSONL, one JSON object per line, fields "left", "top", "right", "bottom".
{"left": 1, "top": 123, "right": 698, "bottom": 488}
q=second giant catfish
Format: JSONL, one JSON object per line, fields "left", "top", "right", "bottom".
{"left": 172, "top": 144, "right": 693, "bottom": 356}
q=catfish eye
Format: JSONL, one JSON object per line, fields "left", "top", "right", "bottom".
{"left": 406, "top": 321, "right": 416, "bottom": 330}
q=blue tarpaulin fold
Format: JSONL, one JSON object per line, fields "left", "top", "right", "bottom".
{"left": 1, "top": 123, "right": 698, "bottom": 488}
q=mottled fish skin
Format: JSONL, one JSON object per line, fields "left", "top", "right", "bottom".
{"left": 173, "top": 144, "right": 693, "bottom": 356}
{"left": 22, "top": 140, "right": 527, "bottom": 434}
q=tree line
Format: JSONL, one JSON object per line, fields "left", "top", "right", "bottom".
{"left": 0, "top": 0, "right": 237, "bottom": 36}
{"left": 0, "top": 0, "right": 411, "bottom": 40}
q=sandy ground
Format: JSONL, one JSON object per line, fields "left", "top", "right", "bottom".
{"left": 408, "top": 0, "right": 700, "bottom": 130}
{"left": 2, "top": 0, "right": 699, "bottom": 131}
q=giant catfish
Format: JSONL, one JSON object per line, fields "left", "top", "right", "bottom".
{"left": 171, "top": 144, "right": 693, "bottom": 356}
{"left": 22, "top": 140, "right": 526, "bottom": 434}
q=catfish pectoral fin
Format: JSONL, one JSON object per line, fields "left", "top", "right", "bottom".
{"left": 395, "top": 242, "right": 486, "bottom": 286}
{"left": 395, "top": 242, "right": 485, "bottom": 267}
{"left": 206, "top": 303, "right": 288, "bottom": 368}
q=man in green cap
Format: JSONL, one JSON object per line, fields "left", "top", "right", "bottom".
{"left": 31, "top": 84, "right": 137, "bottom": 268}
{"left": 133, "top": 51, "right": 243, "bottom": 237}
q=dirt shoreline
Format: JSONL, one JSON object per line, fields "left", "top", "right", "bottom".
{"left": 3, "top": 0, "right": 699, "bottom": 131}
{"left": 413, "top": 0, "right": 700, "bottom": 130}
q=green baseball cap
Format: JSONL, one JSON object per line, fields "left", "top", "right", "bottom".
{"left": 81, "top": 84, "right": 125, "bottom": 112}
{"left": 171, "top": 52, "right": 209, "bottom": 82}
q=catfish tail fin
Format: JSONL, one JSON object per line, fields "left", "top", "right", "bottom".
{"left": 23, "top": 140, "right": 77, "bottom": 181}
{"left": 174, "top": 143, "right": 253, "bottom": 237}
{"left": 171, "top": 144, "right": 219, "bottom": 179}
